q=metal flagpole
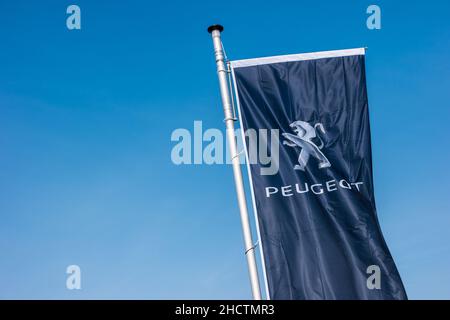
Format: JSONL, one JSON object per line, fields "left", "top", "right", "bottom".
{"left": 207, "top": 24, "right": 262, "bottom": 300}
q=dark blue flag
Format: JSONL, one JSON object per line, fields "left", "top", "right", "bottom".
{"left": 230, "top": 49, "right": 407, "bottom": 300}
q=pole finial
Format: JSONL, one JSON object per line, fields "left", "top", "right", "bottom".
{"left": 207, "top": 24, "right": 224, "bottom": 33}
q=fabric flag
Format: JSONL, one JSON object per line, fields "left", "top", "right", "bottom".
{"left": 230, "top": 48, "right": 407, "bottom": 300}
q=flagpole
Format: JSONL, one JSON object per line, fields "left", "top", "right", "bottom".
{"left": 207, "top": 24, "right": 262, "bottom": 300}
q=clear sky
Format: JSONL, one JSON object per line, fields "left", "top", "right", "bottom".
{"left": 0, "top": 0, "right": 449, "bottom": 299}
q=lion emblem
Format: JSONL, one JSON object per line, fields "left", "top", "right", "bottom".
{"left": 282, "top": 120, "right": 331, "bottom": 171}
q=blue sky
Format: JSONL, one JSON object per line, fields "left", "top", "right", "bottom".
{"left": 0, "top": 0, "right": 449, "bottom": 299}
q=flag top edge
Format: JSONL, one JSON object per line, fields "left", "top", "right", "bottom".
{"left": 230, "top": 48, "right": 366, "bottom": 69}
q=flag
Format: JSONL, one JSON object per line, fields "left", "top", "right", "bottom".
{"left": 230, "top": 48, "right": 407, "bottom": 300}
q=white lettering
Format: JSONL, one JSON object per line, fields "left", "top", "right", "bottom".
{"left": 326, "top": 180, "right": 338, "bottom": 192}
{"left": 339, "top": 179, "right": 352, "bottom": 189}
{"left": 351, "top": 182, "right": 364, "bottom": 192}
{"left": 295, "top": 183, "right": 309, "bottom": 194}
{"left": 265, "top": 180, "right": 364, "bottom": 198}
{"left": 266, "top": 187, "right": 278, "bottom": 198}
{"left": 311, "top": 184, "right": 324, "bottom": 195}
{"left": 281, "top": 186, "right": 293, "bottom": 197}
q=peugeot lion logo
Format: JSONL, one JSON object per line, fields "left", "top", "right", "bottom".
{"left": 282, "top": 120, "right": 331, "bottom": 171}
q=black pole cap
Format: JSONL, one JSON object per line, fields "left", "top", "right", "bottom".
{"left": 207, "top": 24, "right": 224, "bottom": 33}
